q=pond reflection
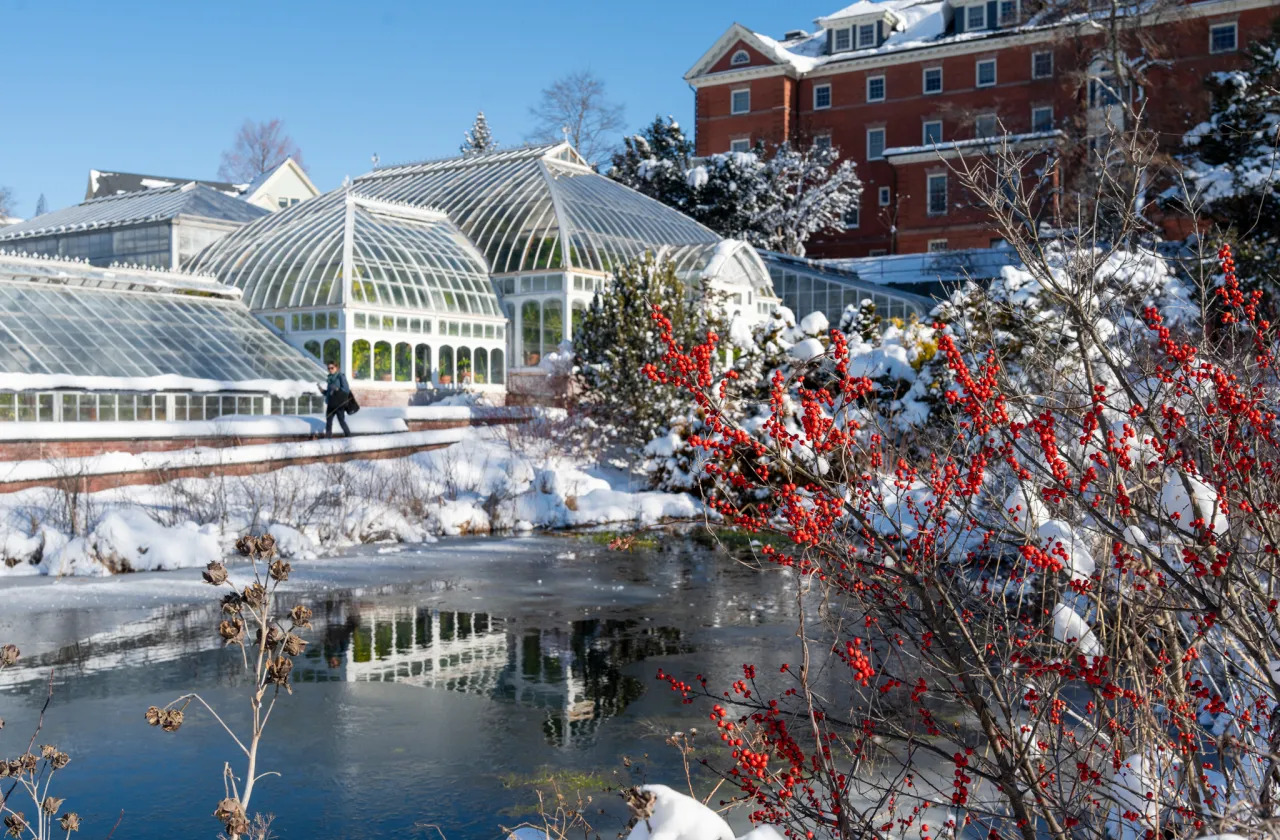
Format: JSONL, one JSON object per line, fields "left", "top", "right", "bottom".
{"left": 299, "top": 607, "right": 692, "bottom": 746}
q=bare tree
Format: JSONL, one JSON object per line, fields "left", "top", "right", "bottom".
{"left": 527, "top": 70, "right": 625, "bottom": 165}
{"left": 0, "top": 186, "right": 14, "bottom": 219}
{"left": 218, "top": 119, "right": 305, "bottom": 184}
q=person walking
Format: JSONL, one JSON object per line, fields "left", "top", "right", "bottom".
{"left": 324, "top": 361, "right": 352, "bottom": 438}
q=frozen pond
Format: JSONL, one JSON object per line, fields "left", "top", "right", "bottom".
{"left": 0, "top": 535, "right": 799, "bottom": 839}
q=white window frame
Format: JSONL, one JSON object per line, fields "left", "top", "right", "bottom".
{"left": 814, "top": 83, "right": 833, "bottom": 110}
{"left": 1032, "top": 105, "right": 1054, "bottom": 132}
{"left": 857, "top": 22, "right": 878, "bottom": 48}
{"left": 966, "top": 4, "right": 987, "bottom": 30}
{"left": 927, "top": 173, "right": 948, "bottom": 216}
{"left": 814, "top": 133, "right": 833, "bottom": 150}
{"left": 1031, "top": 51, "right": 1053, "bottom": 79}
{"left": 869, "top": 249, "right": 889, "bottom": 257}
{"left": 878, "top": 186, "right": 892, "bottom": 206}
{"left": 976, "top": 58, "right": 997, "bottom": 88}
{"left": 730, "top": 49, "right": 751, "bottom": 65}
{"left": 1209, "top": 22, "right": 1237, "bottom": 54}
{"left": 922, "top": 120, "right": 943, "bottom": 145}
{"left": 867, "top": 127, "right": 886, "bottom": 160}
{"left": 923, "top": 66, "right": 943, "bottom": 94}
{"left": 867, "top": 75, "right": 886, "bottom": 102}
{"left": 928, "top": 238, "right": 949, "bottom": 253}
{"left": 975, "top": 113, "right": 999, "bottom": 138}
{"left": 844, "top": 204, "right": 860, "bottom": 229}
{"left": 998, "top": 0, "right": 1018, "bottom": 25}
{"left": 834, "top": 27, "right": 852, "bottom": 51}
{"left": 731, "top": 88, "right": 751, "bottom": 115}
{"left": 729, "top": 138, "right": 751, "bottom": 153}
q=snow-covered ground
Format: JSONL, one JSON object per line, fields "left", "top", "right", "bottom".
{"left": 0, "top": 426, "right": 702, "bottom": 578}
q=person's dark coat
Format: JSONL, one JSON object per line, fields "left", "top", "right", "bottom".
{"left": 325, "top": 371, "right": 351, "bottom": 409}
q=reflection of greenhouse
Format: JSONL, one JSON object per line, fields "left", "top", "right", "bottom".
{"left": 192, "top": 144, "right": 778, "bottom": 401}
{"left": 295, "top": 606, "right": 689, "bottom": 746}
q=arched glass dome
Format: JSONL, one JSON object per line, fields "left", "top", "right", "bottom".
{"left": 353, "top": 144, "right": 724, "bottom": 275}
{"left": 188, "top": 192, "right": 499, "bottom": 318}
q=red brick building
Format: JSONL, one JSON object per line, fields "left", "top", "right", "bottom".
{"left": 685, "top": 0, "right": 1280, "bottom": 257}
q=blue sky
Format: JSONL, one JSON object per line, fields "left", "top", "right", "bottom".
{"left": 0, "top": 0, "right": 811, "bottom": 218}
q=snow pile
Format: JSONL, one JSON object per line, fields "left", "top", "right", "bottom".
{"left": 625, "top": 785, "right": 735, "bottom": 840}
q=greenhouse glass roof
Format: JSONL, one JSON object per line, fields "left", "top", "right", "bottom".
{"left": 0, "top": 183, "right": 267, "bottom": 241}
{"left": 0, "top": 253, "right": 324, "bottom": 392}
{"left": 188, "top": 192, "right": 502, "bottom": 318}
{"left": 353, "top": 144, "right": 722, "bottom": 274}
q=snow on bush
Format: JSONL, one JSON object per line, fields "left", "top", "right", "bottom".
{"left": 625, "top": 785, "right": 735, "bottom": 840}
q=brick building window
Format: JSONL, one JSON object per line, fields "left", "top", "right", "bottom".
{"left": 878, "top": 186, "right": 891, "bottom": 206}
{"left": 731, "top": 89, "right": 751, "bottom": 114}
{"left": 977, "top": 59, "right": 997, "bottom": 88}
{"left": 835, "top": 28, "right": 852, "bottom": 51}
{"left": 869, "top": 249, "right": 889, "bottom": 256}
{"left": 731, "top": 50, "right": 750, "bottom": 65}
{"left": 928, "top": 239, "right": 949, "bottom": 252}
{"left": 814, "top": 84, "right": 832, "bottom": 109}
{"left": 923, "top": 67, "right": 943, "bottom": 94}
{"left": 867, "top": 128, "right": 886, "bottom": 160}
{"left": 966, "top": 5, "right": 987, "bottom": 30}
{"left": 867, "top": 75, "right": 886, "bottom": 102}
{"left": 999, "top": 0, "right": 1017, "bottom": 24}
{"left": 1032, "top": 51, "right": 1053, "bottom": 78}
{"left": 1032, "top": 106, "right": 1054, "bottom": 132}
{"left": 814, "top": 133, "right": 832, "bottom": 150}
{"left": 844, "top": 205, "right": 860, "bottom": 228}
{"left": 975, "top": 114, "right": 998, "bottom": 137}
{"left": 857, "top": 23, "right": 878, "bottom": 47}
{"left": 1210, "top": 22, "right": 1237, "bottom": 53}
{"left": 730, "top": 138, "right": 751, "bottom": 153}
{"left": 923, "top": 120, "right": 943, "bottom": 144}
{"left": 927, "top": 174, "right": 948, "bottom": 215}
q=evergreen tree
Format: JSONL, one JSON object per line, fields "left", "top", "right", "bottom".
{"left": 33, "top": 194, "right": 47, "bottom": 217}
{"left": 573, "top": 253, "right": 722, "bottom": 457}
{"left": 608, "top": 118, "right": 861, "bottom": 256}
{"left": 1176, "top": 18, "right": 1280, "bottom": 295}
{"left": 460, "top": 111, "right": 497, "bottom": 157}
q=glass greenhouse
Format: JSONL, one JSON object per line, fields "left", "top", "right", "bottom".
{"left": 761, "top": 252, "right": 936, "bottom": 327}
{"left": 352, "top": 144, "right": 776, "bottom": 369}
{"left": 0, "top": 251, "right": 327, "bottom": 422}
{"left": 188, "top": 192, "right": 508, "bottom": 389}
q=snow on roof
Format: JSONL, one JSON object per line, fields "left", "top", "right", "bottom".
{"left": 0, "top": 184, "right": 269, "bottom": 241}
{"left": 87, "top": 169, "right": 245, "bottom": 200}
{"left": 0, "top": 248, "right": 231, "bottom": 297}
{"left": 816, "top": 0, "right": 904, "bottom": 24}
{"left": 818, "top": 247, "right": 1017, "bottom": 287}
{"left": 882, "top": 129, "right": 1064, "bottom": 157}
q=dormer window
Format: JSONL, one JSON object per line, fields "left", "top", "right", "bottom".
{"left": 834, "top": 28, "right": 852, "bottom": 50}
{"left": 966, "top": 5, "right": 987, "bottom": 30}
{"left": 731, "top": 50, "right": 751, "bottom": 65}
{"left": 857, "top": 23, "right": 877, "bottom": 47}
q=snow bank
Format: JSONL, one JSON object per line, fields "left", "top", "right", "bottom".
{"left": 626, "top": 785, "right": 734, "bottom": 840}
{"left": 86, "top": 510, "right": 222, "bottom": 573}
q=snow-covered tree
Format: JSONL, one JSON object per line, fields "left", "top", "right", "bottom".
{"left": 608, "top": 118, "right": 860, "bottom": 256}
{"left": 573, "top": 253, "right": 722, "bottom": 459}
{"left": 460, "top": 111, "right": 497, "bottom": 157}
{"left": 0, "top": 186, "right": 13, "bottom": 219}
{"left": 1176, "top": 18, "right": 1280, "bottom": 292}
{"left": 33, "top": 194, "right": 47, "bottom": 217}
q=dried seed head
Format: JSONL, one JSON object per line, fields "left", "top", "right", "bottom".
{"left": 42, "top": 796, "right": 64, "bottom": 816}
{"left": 227, "top": 815, "right": 251, "bottom": 837}
{"left": 40, "top": 744, "right": 56, "bottom": 760}
{"left": 268, "top": 559, "right": 291, "bottom": 582}
{"left": 160, "top": 709, "right": 183, "bottom": 732}
{"left": 219, "top": 617, "right": 246, "bottom": 645}
{"left": 220, "top": 592, "right": 244, "bottom": 615}
{"left": 258, "top": 533, "right": 277, "bottom": 557}
{"left": 51, "top": 752, "right": 70, "bottom": 770}
{"left": 0, "top": 762, "right": 9, "bottom": 778}
{"left": 0, "top": 644, "right": 18, "bottom": 666}
{"left": 214, "top": 797, "right": 246, "bottom": 824}
{"left": 5, "top": 761, "right": 20, "bottom": 777}
{"left": 4, "top": 813, "right": 26, "bottom": 838}
{"left": 18, "top": 753, "right": 37, "bottom": 773}
{"left": 145, "top": 705, "right": 162, "bottom": 726}
{"left": 59, "top": 813, "right": 80, "bottom": 833}
{"left": 241, "top": 583, "right": 266, "bottom": 610}
{"left": 282, "top": 633, "right": 307, "bottom": 657}
{"left": 256, "top": 625, "right": 285, "bottom": 649}
{"left": 234, "top": 536, "right": 259, "bottom": 557}
{"left": 202, "top": 561, "right": 229, "bottom": 586}
{"left": 265, "top": 656, "right": 293, "bottom": 688}
{"left": 289, "top": 605, "right": 313, "bottom": 628}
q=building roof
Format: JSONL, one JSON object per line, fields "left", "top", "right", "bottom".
{"left": 819, "top": 247, "right": 1017, "bottom": 287}
{"left": 239, "top": 157, "right": 316, "bottom": 199}
{"left": 186, "top": 190, "right": 503, "bottom": 318}
{"left": 0, "top": 251, "right": 324, "bottom": 392}
{"left": 87, "top": 169, "right": 245, "bottom": 200}
{"left": 816, "top": 0, "right": 904, "bottom": 25}
{"left": 0, "top": 184, "right": 269, "bottom": 241}
{"left": 354, "top": 143, "right": 724, "bottom": 275}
